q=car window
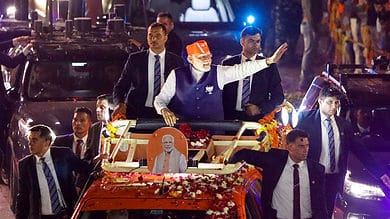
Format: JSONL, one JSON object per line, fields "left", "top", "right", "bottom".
{"left": 26, "top": 61, "right": 122, "bottom": 100}
{"left": 245, "top": 179, "right": 262, "bottom": 219}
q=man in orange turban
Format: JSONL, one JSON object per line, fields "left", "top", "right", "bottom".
{"left": 154, "top": 40, "right": 288, "bottom": 126}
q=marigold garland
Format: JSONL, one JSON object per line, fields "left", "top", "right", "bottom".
{"left": 256, "top": 105, "right": 291, "bottom": 151}
{"left": 100, "top": 165, "right": 250, "bottom": 218}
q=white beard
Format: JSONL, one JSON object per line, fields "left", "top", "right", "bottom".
{"left": 193, "top": 59, "right": 211, "bottom": 72}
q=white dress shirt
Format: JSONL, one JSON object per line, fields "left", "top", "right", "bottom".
{"left": 272, "top": 157, "right": 312, "bottom": 219}
{"left": 35, "top": 149, "right": 66, "bottom": 215}
{"left": 72, "top": 134, "right": 88, "bottom": 159}
{"left": 235, "top": 54, "right": 257, "bottom": 111}
{"left": 154, "top": 59, "right": 269, "bottom": 114}
{"left": 319, "top": 112, "right": 340, "bottom": 173}
{"left": 145, "top": 49, "right": 166, "bottom": 107}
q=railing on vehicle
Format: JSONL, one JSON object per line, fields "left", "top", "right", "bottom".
{"left": 100, "top": 101, "right": 296, "bottom": 175}
{"left": 100, "top": 119, "right": 262, "bottom": 175}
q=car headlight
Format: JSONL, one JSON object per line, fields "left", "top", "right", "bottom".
{"left": 344, "top": 170, "right": 385, "bottom": 201}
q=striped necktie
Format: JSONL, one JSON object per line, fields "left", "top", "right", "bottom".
{"left": 40, "top": 157, "right": 62, "bottom": 214}
{"left": 241, "top": 59, "right": 251, "bottom": 109}
{"left": 154, "top": 54, "right": 161, "bottom": 97}
{"left": 325, "top": 118, "right": 336, "bottom": 172}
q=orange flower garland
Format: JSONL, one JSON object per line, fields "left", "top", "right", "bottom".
{"left": 100, "top": 165, "right": 250, "bottom": 218}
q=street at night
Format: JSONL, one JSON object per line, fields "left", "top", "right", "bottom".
{"left": 1, "top": 0, "right": 389, "bottom": 219}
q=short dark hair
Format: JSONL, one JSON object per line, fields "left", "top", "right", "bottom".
{"left": 74, "top": 107, "right": 92, "bottom": 119}
{"left": 241, "top": 26, "right": 262, "bottom": 38}
{"left": 157, "top": 12, "right": 173, "bottom": 21}
{"left": 97, "top": 94, "right": 112, "bottom": 102}
{"left": 29, "top": 124, "right": 55, "bottom": 145}
{"left": 319, "top": 86, "right": 342, "bottom": 100}
{"left": 286, "top": 129, "right": 309, "bottom": 144}
{"left": 96, "top": 94, "right": 114, "bottom": 109}
{"left": 149, "top": 22, "right": 167, "bottom": 35}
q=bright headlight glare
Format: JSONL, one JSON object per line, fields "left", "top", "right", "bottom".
{"left": 344, "top": 172, "right": 385, "bottom": 200}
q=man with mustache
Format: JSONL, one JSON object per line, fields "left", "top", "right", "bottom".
{"left": 154, "top": 40, "right": 288, "bottom": 126}
{"left": 296, "top": 86, "right": 390, "bottom": 218}
{"left": 229, "top": 129, "right": 327, "bottom": 219}
{"left": 113, "top": 22, "right": 184, "bottom": 119}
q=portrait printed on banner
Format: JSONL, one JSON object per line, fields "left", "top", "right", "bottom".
{"left": 147, "top": 127, "right": 188, "bottom": 174}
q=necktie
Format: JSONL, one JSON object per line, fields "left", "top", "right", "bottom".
{"left": 154, "top": 54, "right": 161, "bottom": 97}
{"left": 40, "top": 157, "right": 62, "bottom": 214}
{"left": 76, "top": 139, "right": 83, "bottom": 158}
{"left": 241, "top": 59, "right": 251, "bottom": 109}
{"left": 293, "top": 164, "right": 300, "bottom": 219}
{"left": 325, "top": 118, "right": 336, "bottom": 172}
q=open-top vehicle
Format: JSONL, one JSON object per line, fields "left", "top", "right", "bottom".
{"left": 72, "top": 102, "right": 296, "bottom": 219}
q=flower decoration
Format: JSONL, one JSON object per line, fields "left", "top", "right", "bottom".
{"left": 100, "top": 165, "right": 250, "bottom": 218}
{"left": 179, "top": 123, "right": 211, "bottom": 148}
{"left": 256, "top": 105, "right": 292, "bottom": 151}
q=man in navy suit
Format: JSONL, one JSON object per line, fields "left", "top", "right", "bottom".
{"left": 54, "top": 107, "right": 98, "bottom": 191}
{"left": 222, "top": 26, "right": 284, "bottom": 121}
{"left": 112, "top": 22, "right": 184, "bottom": 119}
{"left": 230, "top": 129, "right": 327, "bottom": 219}
{"left": 296, "top": 86, "right": 390, "bottom": 218}
{"left": 15, "top": 124, "right": 90, "bottom": 219}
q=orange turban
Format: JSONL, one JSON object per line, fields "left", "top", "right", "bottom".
{"left": 186, "top": 40, "right": 210, "bottom": 56}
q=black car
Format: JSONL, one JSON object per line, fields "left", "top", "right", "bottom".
{"left": 0, "top": 22, "right": 129, "bottom": 210}
{"left": 299, "top": 64, "right": 390, "bottom": 219}
{"left": 127, "top": 0, "right": 274, "bottom": 63}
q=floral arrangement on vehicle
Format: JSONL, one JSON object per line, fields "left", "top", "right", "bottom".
{"left": 101, "top": 164, "right": 250, "bottom": 219}
{"left": 256, "top": 104, "right": 292, "bottom": 151}
{"left": 179, "top": 123, "right": 211, "bottom": 149}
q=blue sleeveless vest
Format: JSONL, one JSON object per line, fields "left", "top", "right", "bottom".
{"left": 169, "top": 65, "right": 223, "bottom": 120}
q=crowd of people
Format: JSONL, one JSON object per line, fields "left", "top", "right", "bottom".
{"left": 0, "top": 5, "right": 389, "bottom": 219}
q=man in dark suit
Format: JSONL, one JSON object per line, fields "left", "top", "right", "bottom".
{"left": 89, "top": 94, "right": 114, "bottom": 155}
{"left": 112, "top": 22, "right": 184, "bottom": 119}
{"left": 129, "top": 12, "right": 183, "bottom": 57}
{"left": 157, "top": 12, "right": 183, "bottom": 57}
{"left": 54, "top": 107, "right": 98, "bottom": 190}
{"left": 16, "top": 124, "right": 90, "bottom": 219}
{"left": 54, "top": 107, "right": 98, "bottom": 161}
{"left": 296, "top": 86, "right": 390, "bottom": 218}
{"left": 222, "top": 26, "right": 284, "bottom": 121}
{"left": 230, "top": 129, "right": 327, "bottom": 219}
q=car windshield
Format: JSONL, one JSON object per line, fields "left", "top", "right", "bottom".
{"left": 129, "top": 0, "right": 265, "bottom": 25}
{"left": 150, "top": 0, "right": 235, "bottom": 23}
{"left": 78, "top": 209, "right": 206, "bottom": 218}
{"left": 26, "top": 61, "right": 122, "bottom": 100}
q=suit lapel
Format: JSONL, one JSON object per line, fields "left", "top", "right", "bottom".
{"left": 312, "top": 110, "right": 323, "bottom": 161}
{"left": 307, "top": 160, "right": 319, "bottom": 186}
{"left": 334, "top": 116, "right": 346, "bottom": 164}
{"left": 164, "top": 53, "right": 172, "bottom": 80}
{"left": 30, "top": 156, "right": 41, "bottom": 201}
{"left": 140, "top": 51, "right": 149, "bottom": 83}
